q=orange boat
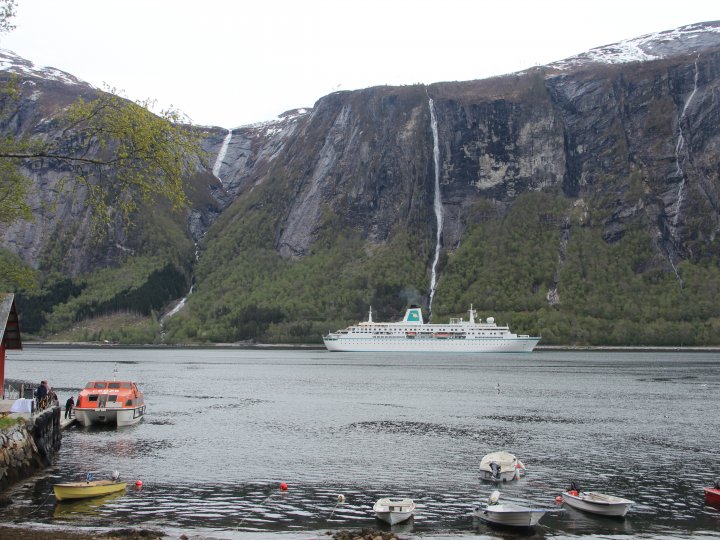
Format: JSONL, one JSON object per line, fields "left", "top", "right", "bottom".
{"left": 74, "top": 380, "right": 146, "bottom": 427}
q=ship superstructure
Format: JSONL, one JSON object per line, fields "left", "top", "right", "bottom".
{"left": 323, "top": 306, "right": 539, "bottom": 352}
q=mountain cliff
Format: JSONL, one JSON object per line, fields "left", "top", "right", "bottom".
{"left": 2, "top": 22, "right": 720, "bottom": 345}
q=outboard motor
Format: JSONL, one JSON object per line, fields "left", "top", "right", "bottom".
{"left": 715, "top": 479, "right": 720, "bottom": 489}
{"left": 489, "top": 461, "right": 501, "bottom": 480}
{"left": 111, "top": 470, "right": 120, "bottom": 481}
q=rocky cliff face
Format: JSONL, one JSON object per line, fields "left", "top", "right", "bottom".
{"left": 2, "top": 22, "right": 720, "bottom": 344}
{"left": 0, "top": 50, "right": 221, "bottom": 275}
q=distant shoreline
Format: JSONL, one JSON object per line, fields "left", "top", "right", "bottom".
{"left": 18, "top": 342, "right": 720, "bottom": 352}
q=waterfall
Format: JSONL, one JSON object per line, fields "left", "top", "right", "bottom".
{"left": 212, "top": 128, "right": 233, "bottom": 182}
{"left": 428, "top": 98, "right": 444, "bottom": 317}
{"left": 672, "top": 56, "right": 699, "bottom": 227}
{"left": 160, "top": 286, "right": 194, "bottom": 325}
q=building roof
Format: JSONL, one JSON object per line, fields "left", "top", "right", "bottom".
{"left": 1, "top": 292, "right": 23, "bottom": 350}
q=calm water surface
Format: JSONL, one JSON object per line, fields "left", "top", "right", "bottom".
{"left": 2, "top": 347, "right": 720, "bottom": 539}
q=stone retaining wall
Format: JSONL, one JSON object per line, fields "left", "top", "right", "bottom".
{"left": 0, "top": 407, "right": 61, "bottom": 493}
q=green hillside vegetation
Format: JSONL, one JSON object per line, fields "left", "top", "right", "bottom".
{"left": 16, "top": 255, "right": 188, "bottom": 343}
{"left": 13, "top": 186, "right": 720, "bottom": 346}
{"left": 435, "top": 192, "right": 720, "bottom": 345}
{"left": 164, "top": 227, "right": 432, "bottom": 344}
{"left": 163, "top": 189, "right": 720, "bottom": 346}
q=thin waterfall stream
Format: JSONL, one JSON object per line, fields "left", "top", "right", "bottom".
{"left": 672, "top": 55, "right": 699, "bottom": 227}
{"left": 212, "top": 128, "right": 233, "bottom": 182}
{"left": 428, "top": 98, "right": 443, "bottom": 318}
{"left": 161, "top": 130, "right": 233, "bottom": 333}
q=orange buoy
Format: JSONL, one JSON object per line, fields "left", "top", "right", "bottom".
{"left": 555, "top": 495, "right": 563, "bottom": 503}
{"left": 279, "top": 482, "right": 288, "bottom": 491}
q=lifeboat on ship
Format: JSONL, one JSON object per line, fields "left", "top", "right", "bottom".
{"left": 74, "top": 380, "right": 146, "bottom": 427}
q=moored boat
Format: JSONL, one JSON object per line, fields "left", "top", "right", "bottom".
{"left": 473, "top": 491, "right": 550, "bottom": 528}
{"left": 373, "top": 497, "right": 416, "bottom": 525}
{"left": 704, "top": 479, "right": 720, "bottom": 507}
{"left": 74, "top": 380, "right": 146, "bottom": 427}
{"left": 562, "top": 482, "right": 634, "bottom": 517}
{"left": 479, "top": 451, "right": 525, "bottom": 482}
{"left": 323, "top": 305, "right": 539, "bottom": 353}
{"left": 54, "top": 479, "right": 127, "bottom": 501}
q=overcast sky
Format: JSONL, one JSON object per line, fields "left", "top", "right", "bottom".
{"left": 2, "top": 0, "right": 718, "bottom": 128}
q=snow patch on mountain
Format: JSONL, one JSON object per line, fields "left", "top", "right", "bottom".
{"left": 0, "top": 49, "right": 89, "bottom": 86}
{"left": 551, "top": 21, "right": 720, "bottom": 70}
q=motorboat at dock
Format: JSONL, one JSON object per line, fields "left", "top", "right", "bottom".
{"left": 74, "top": 379, "right": 145, "bottom": 427}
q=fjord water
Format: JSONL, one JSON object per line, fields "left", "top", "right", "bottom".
{"left": 3, "top": 348, "right": 720, "bottom": 539}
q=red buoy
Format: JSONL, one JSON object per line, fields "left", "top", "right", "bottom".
{"left": 279, "top": 482, "right": 288, "bottom": 491}
{"left": 135, "top": 480, "right": 143, "bottom": 487}
{"left": 555, "top": 495, "right": 563, "bottom": 503}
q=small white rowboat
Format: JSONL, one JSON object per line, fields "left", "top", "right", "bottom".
{"left": 563, "top": 490, "right": 634, "bottom": 517}
{"left": 473, "top": 490, "right": 551, "bottom": 528}
{"left": 373, "top": 497, "right": 416, "bottom": 525}
{"left": 474, "top": 503, "right": 548, "bottom": 527}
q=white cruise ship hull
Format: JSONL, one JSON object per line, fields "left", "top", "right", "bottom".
{"left": 323, "top": 336, "right": 538, "bottom": 353}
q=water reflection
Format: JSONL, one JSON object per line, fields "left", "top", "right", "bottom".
{"left": 53, "top": 491, "right": 126, "bottom": 519}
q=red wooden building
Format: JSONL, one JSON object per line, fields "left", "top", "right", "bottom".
{"left": 1, "top": 293, "right": 23, "bottom": 399}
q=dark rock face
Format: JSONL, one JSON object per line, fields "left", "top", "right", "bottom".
{"left": 2, "top": 21, "right": 720, "bottom": 316}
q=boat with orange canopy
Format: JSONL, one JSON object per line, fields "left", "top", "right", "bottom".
{"left": 74, "top": 380, "right": 146, "bottom": 427}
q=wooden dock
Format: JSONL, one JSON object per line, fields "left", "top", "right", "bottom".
{"left": 59, "top": 412, "right": 76, "bottom": 429}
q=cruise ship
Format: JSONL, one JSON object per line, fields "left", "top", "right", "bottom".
{"left": 323, "top": 306, "right": 539, "bottom": 353}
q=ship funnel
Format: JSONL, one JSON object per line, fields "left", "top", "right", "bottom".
{"left": 403, "top": 307, "right": 424, "bottom": 324}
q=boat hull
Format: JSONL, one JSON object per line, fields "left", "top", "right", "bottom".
{"left": 75, "top": 405, "right": 146, "bottom": 427}
{"left": 54, "top": 481, "right": 126, "bottom": 501}
{"left": 324, "top": 337, "right": 539, "bottom": 353}
{"left": 374, "top": 510, "right": 414, "bottom": 525}
{"left": 563, "top": 491, "right": 633, "bottom": 517}
{"left": 705, "top": 487, "right": 720, "bottom": 507}
{"left": 373, "top": 498, "right": 415, "bottom": 525}
{"left": 474, "top": 504, "right": 546, "bottom": 527}
{"left": 479, "top": 470, "right": 521, "bottom": 482}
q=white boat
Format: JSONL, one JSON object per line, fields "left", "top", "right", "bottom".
{"left": 323, "top": 306, "right": 539, "bottom": 353}
{"left": 474, "top": 491, "right": 549, "bottom": 527}
{"left": 373, "top": 497, "right": 416, "bottom": 525}
{"left": 479, "top": 451, "right": 525, "bottom": 482}
{"left": 74, "top": 379, "right": 146, "bottom": 427}
{"left": 562, "top": 484, "right": 634, "bottom": 517}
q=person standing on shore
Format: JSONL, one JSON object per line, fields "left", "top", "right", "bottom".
{"left": 65, "top": 396, "right": 74, "bottom": 419}
{"left": 35, "top": 380, "right": 48, "bottom": 410}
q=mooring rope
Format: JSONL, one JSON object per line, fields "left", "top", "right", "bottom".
{"left": 16, "top": 487, "right": 54, "bottom": 521}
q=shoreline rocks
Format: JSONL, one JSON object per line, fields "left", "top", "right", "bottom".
{"left": 0, "top": 407, "right": 61, "bottom": 493}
